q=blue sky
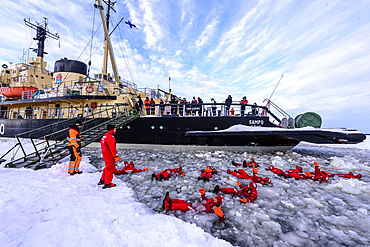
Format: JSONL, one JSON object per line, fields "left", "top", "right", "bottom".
{"left": 0, "top": 0, "right": 369, "bottom": 133}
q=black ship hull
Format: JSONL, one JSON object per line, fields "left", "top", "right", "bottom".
{"left": 0, "top": 115, "right": 365, "bottom": 149}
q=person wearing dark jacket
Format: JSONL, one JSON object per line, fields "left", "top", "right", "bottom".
{"left": 98, "top": 124, "right": 121, "bottom": 189}
{"left": 225, "top": 95, "right": 232, "bottom": 116}
{"left": 67, "top": 121, "right": 83, "bottom": 175}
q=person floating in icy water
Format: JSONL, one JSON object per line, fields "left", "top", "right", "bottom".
{"left": 198, "top": 166, "right": 218, "bottom": 182}
{"left": 163, "top": 189, "right": 225, "bottom": 220}
{"left": 213, "top": 181, "right": 258, "bottom": 203}
{"left": 98, "top": 124, "right": 121, "bottom": 189}
{"left": 113, "top": 161, "right": 149, "bottom": 175}
{"left": 232, "top": 158, "right": 259, "bottom": 167}
{"left": 152, "top": 165, "right": 185, "bottom": 180}
{"left": 227, "top": 167, "right": 271, "bottom": 185}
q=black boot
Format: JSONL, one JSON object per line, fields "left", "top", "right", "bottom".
{"left": 103, "top": 183, "right": 116, "bottom": 189}
{"left": 213, "top": 185, "right": 220, "bottom": 193}
{"left": 98, "top": 180, "right": 104, "bottom": 185}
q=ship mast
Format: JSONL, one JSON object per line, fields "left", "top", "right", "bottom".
{"left": 24, "top": 18, "right": 59, "bottom": 69}
{"left": 95, "top": 0, "right": 120, "bottom": 85}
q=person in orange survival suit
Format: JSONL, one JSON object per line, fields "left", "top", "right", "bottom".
{"left": 67, "top": 121, "right": 83, "bottom": 175}
{"left": 163, "top": 190, "right": 225, "bottom": 221}
{"left": 214, "top": 181, "right": 258, "bottom": 203}
{"left": 199, "top": 166, "right": 217, "bottom": 181}
{"left": 152, "top": 166, "right": 185, "bottom": 180}
{"left": 98, "top": 124, "right": 121, "bottom": 189}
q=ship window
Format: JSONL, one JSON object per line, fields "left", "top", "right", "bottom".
{"left": 35, "top": 75, "right": 39, "bottom": 78}
{"left": 41, "top": 76, "right": 44, "bottom": 79}
{"left": 99, "top": 74, "right": 102, "bottom": 79}
{"left": 214, "top": 127, "right": 218, "bottom": 130}
{"left": 159, "top": 126, "right": 163, "bottom": 129}
{"left": 6, "top": 70, "right": 10, "bottom": 74}
{"left": 127, "top": 126, "right": 130, "bottom": 129}
{"left": 151, "top": 126, "right": 155, "bottom": 129}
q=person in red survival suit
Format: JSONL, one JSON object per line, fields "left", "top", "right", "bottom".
{"left": 98, "top": 124, "right": 121, "bottom": 189}
{"left": 305, "top": 161, "right": 362, "bottom": 182}
{"left": 113, "top": 161, "right": 149, "bottom": 175}
{"left": 214, "top": 181, "right": 258, "bottom": 203}
{"left": 199, "top": 166, "right": 218, "bottom": 181}
{"left": 162, "top": 190, "right": 225, "bottom": 220}
{"left": 152, "top": 165, "right": 185, "bottom": 180}
{"left": 321, "top": 170, "right": 362, "bottom": 179}
{"left": 267, "top": 165, "right": 288, "bottom": 177}
{"left": 267, "top": 165, "right": 311, "bottom": 180}
{"left": 67, "top": 121, "right": 83, "bottom": 175}
{"left": 284, "top": 165, "right": 310, "bottom": 179}
{"left": 227, "top": 168, "right": 271, "bottom": 185}
{"left": 245, "top": 158, "right": 259, "bottom": 167}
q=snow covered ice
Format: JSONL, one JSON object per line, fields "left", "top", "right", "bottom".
{"left": 1, "top": 137, "right": 370, "bottom": 246}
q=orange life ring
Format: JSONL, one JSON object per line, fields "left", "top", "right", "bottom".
{"left": 86, "top": 85, "right": 94, "bottom": 93}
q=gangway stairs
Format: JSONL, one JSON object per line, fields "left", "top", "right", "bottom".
{"left": 1, "top": 107, "right": 138, "bottom": 170}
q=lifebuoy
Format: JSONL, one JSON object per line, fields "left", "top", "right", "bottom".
{"left": 86, "top": 85, "right": 94, "bottom": 93}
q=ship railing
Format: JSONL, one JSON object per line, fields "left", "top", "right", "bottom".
{"left": 14, "top": 78, "right": 136, "bottom": 100}
{"left": 3, "top": 105, "right": 138, "bottom": 169}
{"left": 134, "top": 102, "right": 272, "bottom": 118}
{"left": 263, "top": 98, "right": 290, "bottom": 118}
{"left": 0, "top": 104, "right": 130, "bottom": 120}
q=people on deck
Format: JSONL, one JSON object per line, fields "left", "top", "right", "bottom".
{"left": 67, "top": 121, "right": 83, "bottom": 175}
{"left": 197, "top": 97, "right": 203, "bottom": 116}
{"left": 98, "top": 124, "right": 121, "bottom": 189}
{"left": 170, "top": 96, "right": 178, "bottom": 115}
{"left": 240, "top": 96, "right": 248, "bottom": 116}
{"left": 211, "top": 98, "right": 217, "bottom": 116}
{"left": 152, "top": 165, "right": 185, "bottom": 180}
{"left": 85, "top": 104, "right": 91, "bottom": 117}
{"left": 214, "top": 180, "right": 258, "bottom": 203}
{"left": 251, "top": 103, "right": 258, "bottom": 115}
{"left": 144, "top": 97, "right": 150, "bottom": 115}
{"left": 225, "top": 95, "right": 232, "bottom": 116}
{"left": 150, "top": 98, "right": 155, "bottom": 115}
{"left": 163, "top": 190, "right": 225, "bottom": 220}
{"left": 159, "top": 98, "right": 164, "bottom": 115}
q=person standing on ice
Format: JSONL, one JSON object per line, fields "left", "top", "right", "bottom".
{"left": 98, "top": 124, "right": 121, "bottom": 189}
{"left": 67, "top": 121, "right": 83, "bottom": 175}
{"left": 163, "top": 189, "right": 225, "bottom": 220}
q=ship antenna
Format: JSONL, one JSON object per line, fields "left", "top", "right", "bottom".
{"left": 266, "top": 75, "right": 283, "bottom": 107}
{"left": 24, "top": 18, "right": 59, "bottom": 59}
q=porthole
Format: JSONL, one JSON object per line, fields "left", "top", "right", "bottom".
{"left": 41, "top": 76, "right": 44, "bottom": 79}
{"left": 151, "top": 126, "right": 155, "bottom": 129}
{"left": 214, "top": 127, "right": 218, "bottom": 130}
{"left": 127, "top": 126, "right": 130, "bottom": 129}
{"left": 159, "top": 126, "right": 163, "bottom": 129}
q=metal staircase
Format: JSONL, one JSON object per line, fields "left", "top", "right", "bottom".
{"left": 1, "top": 107, "right": 138, "bottom": 170}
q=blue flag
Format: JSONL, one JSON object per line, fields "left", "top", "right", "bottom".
{"left": 125, "top": 20, "right": 139, "bottom": 30}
